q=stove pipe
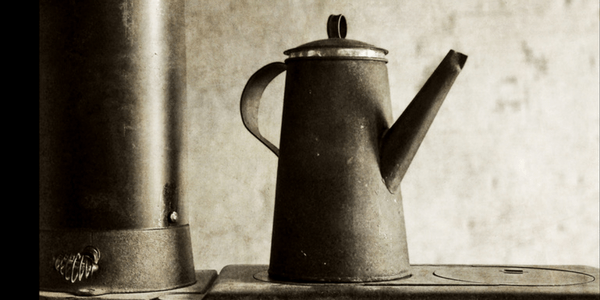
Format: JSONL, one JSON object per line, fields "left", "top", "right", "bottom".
{"left": 39, "top": 0, "right": 195, "bottom": 295}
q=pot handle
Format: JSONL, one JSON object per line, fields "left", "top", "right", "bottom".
{"left": 240, "top": 62, "right": 286, "bottom": 157}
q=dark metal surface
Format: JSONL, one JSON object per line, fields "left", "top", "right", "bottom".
{"left": 204, "top": 264, "right": 600, "bottom": 300}
{"left": 39, "top": 269, "right": 217, "bottom": 300}
{"left": 240, "top": 15, "right": 466, "bottom": 282}
{"left": 380, "top": 50, "right": 467, "bottom": 192}
{"left": 327, "top": 14, "right": 347, "bottom": 39}
{"left": 269, "top": 58, "right": 410, "bottom": 282}
{"left": 39, "top": 0, "right": 195, "bottom": 294}
{"left": 240, "top": 63, "right": 287, "bottom": 157}
{"left": 39, "top": 226, "right": 196, "bottom": 295}
{"left": 40, "top": 0, "right": 187, "bottom": 230}
{"left": 283, "top": 15, "right": 388, "bottom": 58}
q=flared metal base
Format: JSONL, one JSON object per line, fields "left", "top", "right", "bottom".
{"left": 39, "top": 225, "right": 196, "bottom": 296}
{"left": 39, "top": 270, "right": 217, "bottom": 300}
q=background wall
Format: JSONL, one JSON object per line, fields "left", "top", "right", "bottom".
{"left": 183, "top": 0, "right": 599, "bottom": 272}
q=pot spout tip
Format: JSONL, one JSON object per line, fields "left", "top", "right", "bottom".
{"left": 380, "top": 50, "right": 467, "bottom": 193}
{"left": 452, "top": 49, "right": 468, "bottom": 70}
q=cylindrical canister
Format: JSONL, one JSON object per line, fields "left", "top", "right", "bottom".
{"left": 39, "top": 0, "right": 195, "bottom": 295}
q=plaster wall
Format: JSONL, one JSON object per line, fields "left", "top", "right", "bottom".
{"left": 183, "top": 0, "right": 599, "bottom": 272}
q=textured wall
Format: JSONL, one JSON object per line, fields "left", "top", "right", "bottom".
{"left": 184, "top": 0, "right": 599, "bottom": 272}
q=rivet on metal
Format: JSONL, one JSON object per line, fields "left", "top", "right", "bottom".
{"left": 169, "top": 211, "right": 179, "bottom": 223}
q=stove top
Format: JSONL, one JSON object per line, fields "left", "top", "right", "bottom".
{"left": 204, "top": 264, "right": 600, "bottom": 300}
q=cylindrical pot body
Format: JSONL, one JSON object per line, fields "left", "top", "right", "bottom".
{"left": 39, "top": 0, "right": 195, "bottom": 294}
{"left": 268, "top": 58, "right": 410, "bottom": 282}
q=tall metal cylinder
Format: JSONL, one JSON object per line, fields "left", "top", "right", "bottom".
{"left": 39, "top": 0, "right": 195, "bottom": 295}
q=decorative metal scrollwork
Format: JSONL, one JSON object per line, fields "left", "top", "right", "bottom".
{"left": 54, "top": 246, "right": 100, "bottom": 283}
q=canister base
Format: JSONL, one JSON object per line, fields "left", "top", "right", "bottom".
{"left": 39, "top": 270, "right": 217, "bottom": 300}
{"left": 39, "top": 226, "right": 196, "bottom": 295}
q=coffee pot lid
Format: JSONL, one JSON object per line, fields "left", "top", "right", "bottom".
{"left": 283, "top": 15, "right": 389, "bottom": 61}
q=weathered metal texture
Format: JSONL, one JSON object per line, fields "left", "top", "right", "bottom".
{"left": 240, "top": 15, "right": 466, "bottom": 282}
{"left": 39, "top": 0, "right": 195, "bottom": 294}
{"left": 203, "top": 264, "right": 600, "bottom": 300}
{"left": 269, "top": 58, "right": 411, "bottom": 282}
{"left": 380, "top": 50, "right": 467, "bottom": 192}
{"left": 39, "top": 226, "right": 196, "bottom": 295}
{"left": 39, "top": 269, "right": 218, "bottom": 300}
{"left": 39, "top": 0, "right": 187, "bottom": 230}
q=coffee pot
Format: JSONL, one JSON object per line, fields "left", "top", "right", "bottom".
{"left": 241, "top": 15, "right": 467, "bottom": 282}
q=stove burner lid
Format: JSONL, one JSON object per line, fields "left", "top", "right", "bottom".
{"left": 433, "top": 266, "right": 595, "bottom": 286}
{"left": 253, "top": 265, "right": 596, "bottom": 286}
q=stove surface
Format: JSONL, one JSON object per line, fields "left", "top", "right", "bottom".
{"left": 39, "top": 270, "right": 217, "bottom": 300}
{"left": 204, "top": 264, "right": 599, "bottom": 300}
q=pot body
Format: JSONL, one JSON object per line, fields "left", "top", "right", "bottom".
{"left": 39, "top": 0, "right": 195, "bottom": 294}
{"left": 268, "top": 59, "right": 410, "bottom": 282}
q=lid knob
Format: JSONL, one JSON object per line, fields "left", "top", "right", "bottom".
{"left": 327, "top": 14, "right": 347, "bottom": 39}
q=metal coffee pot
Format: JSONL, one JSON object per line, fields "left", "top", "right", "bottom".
{"left": 241, "top": 15, "right": 467, "bottom": 282}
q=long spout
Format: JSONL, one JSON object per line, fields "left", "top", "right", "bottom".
{"left": 380, "top": 50, "right": 467, "bottom": 193}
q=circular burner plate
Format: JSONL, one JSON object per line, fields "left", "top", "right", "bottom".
{"left": 433, "top": 266, "right": 595, "bottom": 286}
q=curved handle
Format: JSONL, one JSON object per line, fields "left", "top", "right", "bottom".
{"left": 240, "top": 62, "right": 286, "bottom": 157}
